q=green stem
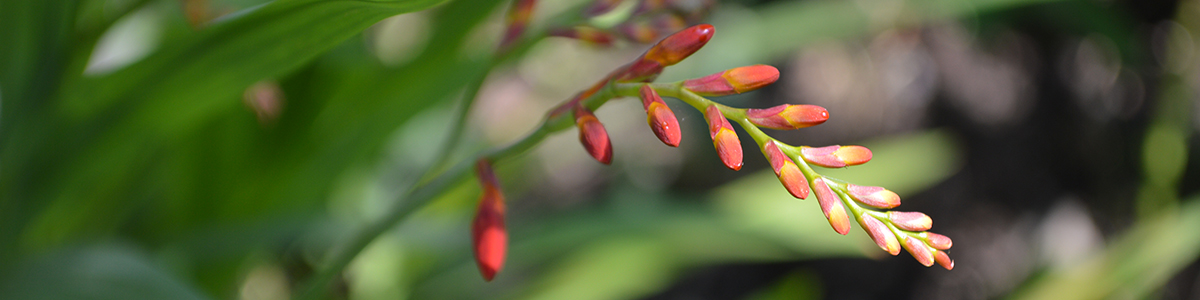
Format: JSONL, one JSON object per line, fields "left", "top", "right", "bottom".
{"left": 295, "top": 75, "right": 618, "bottom": 300}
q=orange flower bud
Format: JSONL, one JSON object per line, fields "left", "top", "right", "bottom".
{"left": 902, "top": 235, "right": 935, "bottom": 267}
{"left": 926, "top": 232, "right": 953, "bottom": 250}
{"left": 745, "top": 104, "right": 828, "bottom": 130}
{"left": 888, "top": 211, "right": 932, "bottom": 232}
{"left": 549, "top": 26, "right": 615, "bottom": 47}
{"left": 640, "top": 85, "right": 681, "bottom": 147}
{"left": 574, "top": 105, "right": 613, "bottom": 164}
{"left": 705, "top": 106, "right": 742, "bottom": 171}
{"left": 584, "top": 0, "right": 623, "bottom": 17}
{"left": 933, "top": 250, "right": 954, "bottom": 270}
{"left": 642, "top": 24, "right": 714, "bottom": 66}
{"left": 500, "top": 0, "right": 537, "bottom": 50}
{"left": 799, "top": 145, "right": 871, "bottom": 168}
{"left": 846, "top": 184, "right": 901, "bottom": 209}
{"left": 859, "top": 214, "right": 901, "bottom": 255}
{"left": 763, "top": 141, "right": 809, "bottom": 199}
{"left": 812, "top": 177, "right": 850, "bottom": 235}
{"left": 683, "top": 65, "right": 780, "bottom": 96}
{"left": 472, "top": 160, "right": 507, "bottom": 281}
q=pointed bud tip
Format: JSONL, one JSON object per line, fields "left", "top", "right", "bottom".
{"left": 934, "top": 251, "right": 954, "bottom": 270}
{"left": 847, "top": 184, "right": 901, "bottom": 209}
{"left": 575, "top": 106, "right": 613, "bottom": 164}
{"left": 643, "top": 24, "right": 714, "bottom": 66}
{"left": 684, "top": 65, "right": 780, "bottom": 96}
{"left": 861, "top": 215, "right": 901, "bottom": 255}
{"left": 903, "top": 236, "right": 935, "bottom": 267}
{"left": 747, "top": 105, "right": 829, "bottom": 130}
{"left": 813, "top": 178, "right": 849, "bottom": 233}
{"left": 927, "top": 232, "right": 953, "bottom": 250}
{"left": 889, "top": 211, "right": 933, "bottom": 232}
{"left": 834, "top": 146, "right": 872, "bottom": 166}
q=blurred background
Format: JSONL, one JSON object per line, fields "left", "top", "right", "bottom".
{"left": 2, "top": 0, "right": 1199, "bottom": 299}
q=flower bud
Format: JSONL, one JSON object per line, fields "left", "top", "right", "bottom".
{"left": 640, "top": 86, "right": 681, "bottom": 147}
{"left": 745, "top": 104, "right": 828, "bottom": 130}
{"left": 846, "top": 184, "right": 901, "bottom": 209}
{"left": 473, "top": 160, "right": 507, "bottom": 281}
{"left": 933, "top": 250, "right": 954, "bottom": 270}
{"left": 902, "top": 235, "right": 935, "bottom": 267}
{"left": 859, "top": 214, "right": 901, "bottom": 255}
{"left": 763, "top": 141, "right": 809, "bottom": 199}
{"left": 888, "top": 211, "right": 932, "bottom": 232}
{"left": 642, "top": 24, "right": 714, "bottom": 66}
{"left": 584, "top": 0, "right": 623, "bottom": 17}
{"left": 574, "top": 105, "right": 613, "bottom": 164}
{"left": 799, "top": 145, "right": 871, "bottom": 168}
{"left": 812, "top": 177, "right": 851, "bottom": 235}
{"left": 500, "top": 0, "right": 537, "bottom": 50}
{"left": 705, "top": 106, "right": 743, "bottom": 170}
{"left": 549, "top": 26, "right": 615, "bottom": 47}
{"left": 683, "top": 65, "right": 780, "bottom": 97}
{"left": 926, "top": 232, "right": 953, "bottom": 250}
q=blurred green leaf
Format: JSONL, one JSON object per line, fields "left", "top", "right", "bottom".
{"left": 0, "top": 245, "right": 211, "bottom": 300}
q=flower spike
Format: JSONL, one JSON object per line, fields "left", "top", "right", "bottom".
{"left": 619, "top": 24, "right": 714, "bottom": 82}
{"left": 812, "top": 177, "right": 851, "bottom": 234}
{"left": 640, "top": 85, "right": 681, "bottom": 147}
{"left": 684, "top": 65, "right": 780, "bottom": 97}
{"left": 888, "top": 211, "right": 933, "bottom": 232}
{"left": 574, "top": 105, "right": 613, "bottom": 164}
{"left": 799, "top": 145, "right": 871, "bottom": 168}
{"left": 472, "top": 160, "right": 507, "bottom": 281}
{"left": 763, "top": 141, "right": 808, "bottom": 199}
{"left": 860, "top": 214, "right": 901, "bottom": 255}
{"left": 745, "top": 104, "right": 829, "bottom": 130}
{"left": 705, "top": 106, "right": 743, "bottom": 171}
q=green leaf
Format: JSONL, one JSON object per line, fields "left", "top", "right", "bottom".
{"left": 58, "top": 0, "right": 451, "bottom": 134}
{"left": 0, "top": 245, "right": 212, "bottom": 300}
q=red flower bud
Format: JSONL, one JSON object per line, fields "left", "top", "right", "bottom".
{"left": 472, "top": 160, "right": 507, "bottom": 281}
{"left": 500, "top": 0, "right": 537, "bottom": 50}
{"left": 574, "top": 105, "right": 613, "bottom": 164}
{"left": 888, "top": 211, "right": 932, "bottom": 232}
{"left": 745, "top": 104, "right": 828, "bottom": 130}
{"left": 902, "top": 235, "right": 935, "bottom": 267}
{"left": 860, "top": 214, "right": 901, "bottom": 255}
{"left": 549, "top": 26, "right": 615, "bottom": 47}
{"left": 683, "top": 65, "right": 780, "bottom": 96}
{"left": 763, "top": 141, "right": 809, "bottom": 199}
{"left": 933, "top": 250, "right": 954, "bottom": 270}
{"left": 705, "top": 106, "right": 743, "bottom": 171}
{"left": 799, "top": 145, "right": 871, "bottom": 168}
{"left": 640, "top": 85, "right": 681, "bottom": 147}
{"left": 642, "top": 24, "right": 714, "bottom": 66}
{"left": 584, "top": 0, "right": 623, "bottom": 17}
{"left": 846, "top": 184, "right": 901, "bottom": 209}
{"left": 926, "top": 232, "right": 953, "bottom": 250}
{"left": 812, "top": 177, "right": 850, "bottom": 235}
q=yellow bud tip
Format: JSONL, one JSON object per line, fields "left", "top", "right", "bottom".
{"left": 847, "top": 184, "right": 901, "bottom": 209}
{"left": 813, "top": 178, "right": 849, "bottom": 234}
{"left": 889, "top": 211, "right": 933, "bottom": 232}
{"left": 903, "top": 236, "right": 935, "bottom": 267}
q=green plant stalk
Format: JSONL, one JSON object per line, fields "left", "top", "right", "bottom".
{"left": 296, "top": 77, "right": 620, "bottom": 300}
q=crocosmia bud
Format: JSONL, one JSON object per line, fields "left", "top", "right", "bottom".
{"left": 500, "top": 0, "right": 537, "bottom": 50}
{"left": 846, "top": 184, "right": 901, "bottom": 209}
{"left": 705, "top": 106, "right": 742, "bottom": 170}
{"left": 574, "top": 105, "right": 613, "bottom": 164}
{"left": 549, "top": 26, "right": 615, "bottom": 47}
{"left": 934, "top": 250, "right": 954, "bottom": 270}
{"left": 799, "top": 145, "right": 871, "bottom": 168}
{"left": 745, "top": 104, "right": 828, "bottom": 130}
{"left": 763, "top": 141, "right": 808, "bottom": 199}
{"left": 888, "top": 211, "right": 932, "bottom": 232}
{"left": 642, "top": 24, "right": 714, "bottom": 66}
{"left": 925, "top": 232, "right": 953, "bottom": 250}
{"left": 640, "top": 85, "right": 681, "bottom": 147}
{"left": 812, "top": 177, "right": 850, "bottom": 235}
{"left": 902, "top": 236, "right": 935, "bottom": 267}
{"left": 860, "top": 214, "right": 901, "bottom": 255}
{"left": 683, "top": 65, "right": 780, "bottom": 97}
{"left": 472, "top": 160, "right": 507, "bottom": 281}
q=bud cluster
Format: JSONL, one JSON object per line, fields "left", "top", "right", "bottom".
{"left": 548, "top": 0, "right": 714, "bottom": 48}
{"left": 468, "top": 16, "right": 955, "bottom": 282}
